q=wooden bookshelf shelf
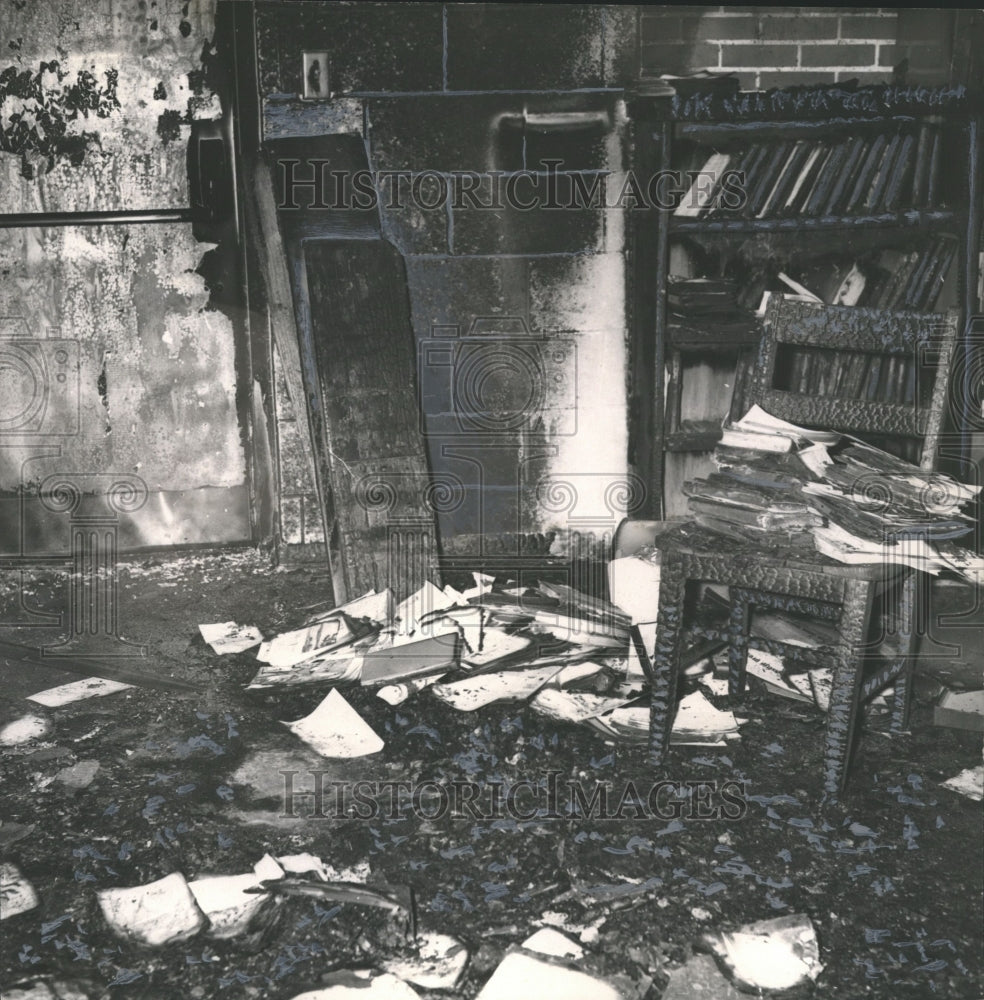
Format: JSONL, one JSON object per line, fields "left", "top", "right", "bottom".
{"left": 628, "top": 81, "right": 983, "bottom": 520}
{"left": 665, "top": 421, "right": 724, "bottom": 453}
{"left": 627, "top": 82, "right": 974, "bottom": 126}
{"left": 670, "top": 209, "right": 958, "bottom": 236}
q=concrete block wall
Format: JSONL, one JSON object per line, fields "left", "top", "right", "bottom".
{"left": 255, "top": 2, "right": 642, "bottom": 560}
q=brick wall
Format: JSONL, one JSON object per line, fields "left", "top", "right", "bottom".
{"left": 641, "top": 7, "right": 920, "bottom": 90}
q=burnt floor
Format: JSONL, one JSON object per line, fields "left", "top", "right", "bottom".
{"left": 0, "top": 552, "right": 981, "bottom": 999}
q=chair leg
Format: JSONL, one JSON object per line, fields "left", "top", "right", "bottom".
{"left": 649, "top": 553, "right": 688, "bottom": 762}
{"left": 891, "top": 570, "right": 920, "bottom": 733}
{"left": 728, "top": 588, "right": 751, "bottom": 699}
{"left": 823, "top": 580, "right": 874, "bottom": 800}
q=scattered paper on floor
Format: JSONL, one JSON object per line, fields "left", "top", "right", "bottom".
{"left": 530, "top": 688, "right": 633, "bottom": 724}
{"left": 0, "top": 862, "right": 39, "bottom": 920}
{"left": 361, "top": 628, "right": 460, "bottom": 685}
{"left": 188, "top": 872, "right": 272, "bottom": 939}
{"left": 523, "top": 927, "right": 585, "bottom": 960}
{"left": 376, "top": 674, "right": 446, "bottom": 706}
{"left": 396, "top": 581, "right": 457, "bottom": 635}
{"left": 27, "top": 677, "right": 133, "bottom": 707}
{"left": 475, "top": 948, "right": 625, "bottom": 1000}
{"left": 381, "top": 932, "right": 470, "bottom": 990}
{"left": 0, "top": 714, "right": 49, "bottom": 747}
{"left": 283, "top": 689, "right": 384, "bottom": 758}
{"left": 289, "top": 971, "right": 420, "bottom": 999}
{"left": 701, "top": 913, "right": 822, "bottom": 992}
{"left": 258, "top": 616, "right": 358, "bottom": 669}
{"left": 941, "top": 764, "right": 984, "bottom": 800}
{"left": 307, "top": 589, "right": 393, "bottom": 626}
{"left": 431, "top": 665, "right": 564, "bottom": 712}
{"left": 97, "top": 872, "right": 206, "bottom": 947}
{"left": 199, "top": 621, "right": 264, "bottom": 654}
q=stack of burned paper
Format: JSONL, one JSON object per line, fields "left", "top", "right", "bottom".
{"left": 247, "top": 584, "right": 460, "bottom": 690}
{"left": 242, "top": 570, "right": 743, "bottom": 747}
{"left": 685, "top": 405, "right": 983, "bottom": 579}
{"left": 248, "top": 577, "right": 630, "bottom": 696}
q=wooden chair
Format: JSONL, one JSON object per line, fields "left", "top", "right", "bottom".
{"left": 646, "top": 296, "right": 959, "bottom": 800}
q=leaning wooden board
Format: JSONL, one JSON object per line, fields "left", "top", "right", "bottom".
{"left": 299, "top": 239, "right": 441, "bottom": 602}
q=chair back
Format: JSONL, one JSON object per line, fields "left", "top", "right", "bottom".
{"left": 745, "top": 297, "right": 959, "bottom": 470}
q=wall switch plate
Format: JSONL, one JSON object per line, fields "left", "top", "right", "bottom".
{"left": 302, "top": 51, "right": 330, "bottom": 100}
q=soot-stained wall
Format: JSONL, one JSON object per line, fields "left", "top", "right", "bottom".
{"left": 256, "top": 2, "right": 640, "bottom": 561}
{"left": 0, "top": 0, "right": 248, "bottom": 552}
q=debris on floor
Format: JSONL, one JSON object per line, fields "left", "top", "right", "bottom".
{"left": 0, "top": 863, "right": 39, "bottom": 920}
{"left": 52, "top": 760, "right": 99, "bottom": 790}
{"left": 97, "top": 872, "right": 207, "bottom": 947}
{"left": 287, "top": 970, "right": 420, "bottom": 999}
{"left": 700, "top": 913, "right": 823, "bottom": 992}
{"left": 2, "top": 982, "right": 89, "bottom": 1000}
{"left": 257, "top": 615, "right": 368, "bottom": 669}
{"left": 283, "top": 688, "right": 385, "bottom": 758}
{"left": 933, "top": 688, "right": 984, "bottom": 732}
{"left": 587, "top": 689, "right": 743, "bottom": 746}
{"left": 241, "top": 577, "right": 687, "bottom": 750}
{"left": 26, "top": 677, "right": 133, "bottom": 707}
{"left": 187, "top": 871, "right": 276, "bottom": 940}
{"left": 431, "top": 665, "right": 566, "bottom": 712}
{"left": 661, "top": 952, "right": 744, "bottom": 1000}
{"left": 198, "top": 622, "right": 265, "bottom": 655}
{"left": 1, "top": 551, "right": 981, "bottom": 998}
{"left": 380, "top": 931, "right": 470, "bottom": 990}
{"left": 941, "top": 764, "right": 984, "bottom": 800}
{"left": 521, "top": 927, "right": 585, "bottom": 959}
{"left": 474, "top": 945, "right": 629, "bottom": 1000}
{"left": 0, "top": 714, "right": 49, "bottom": 747}
{"left": 360, "top": 627, "right": 460, "bottom": 685}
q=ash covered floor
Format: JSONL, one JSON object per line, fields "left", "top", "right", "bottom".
{"left": 0, "top": 552, "right": 981, "bottom": 999}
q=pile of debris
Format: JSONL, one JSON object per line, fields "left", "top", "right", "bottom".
{"left": 201, "top": 564, "right": 744, "bottom": 757}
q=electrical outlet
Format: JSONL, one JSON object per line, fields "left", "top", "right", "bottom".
{"left": 302, "top": 51, "right": 330, "bottom": 100}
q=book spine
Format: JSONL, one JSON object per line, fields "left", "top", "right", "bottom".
{"left": 902, "top": 241, "right": 936, "bottom": 309}
{"left": 910, "top": 121, "right": 932, "bottom": 208}
{"left": 839, "top": 348, "right": 868, "bottom": 399}
{"left": 782, "top": 142, "right": 822, "bottom": 215}
{"left": 882, "top": 250, "right": 919, "bottom": 310}
{"left": 926, "top": 127, "right": 942, "bottom": 205}
{"left": 746, "top": 141, "right": 791, "bottom": 218}
{"left": 882, "top": 131, "right": 916, "bottom": 213}
{"left": 733, "top": 143, "right": 767, "bottom": 217}
{"left": 865, "top": 131, "right": 902, "bottom": 213}
{"left": 924, "top": 238, "right": 958, "bottom": 311}
{"left": 808, "top": 139, "right": 849, "bottom": 216}
{"left": 756, "top": 141, "right": 799, "bottom": 219}
{"left": 798, "top": 143, "right": 833, "bottom": 216}
{"left": 845, "top": 132, "right": 887, "bottom": 213}
{"left": 824, "top": 135, "right": 866, "bottom": 216}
